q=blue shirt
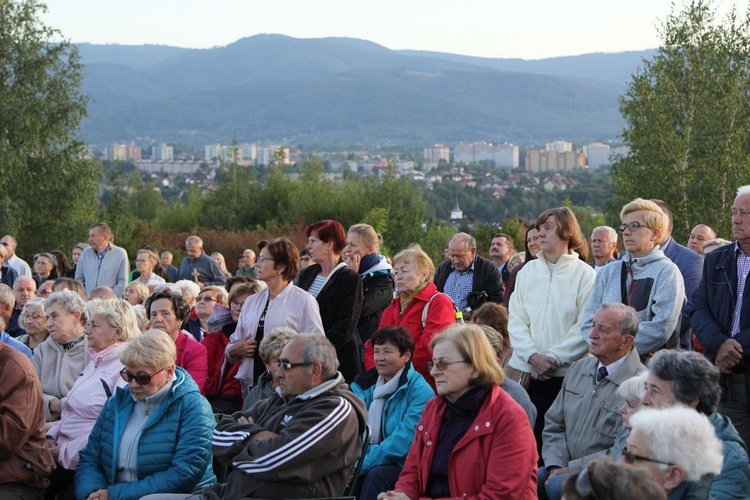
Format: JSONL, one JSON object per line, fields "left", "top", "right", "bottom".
{"left": 0, "top": 330, "right": 33, "bottom": 359}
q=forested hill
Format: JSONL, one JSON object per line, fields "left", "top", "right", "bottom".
{"left": 77, "top": 35, "right": 650, "bottom": 147}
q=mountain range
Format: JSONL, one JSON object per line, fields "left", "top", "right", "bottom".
{"left": 77, "top": 35, "right": 657, "bottom": 147}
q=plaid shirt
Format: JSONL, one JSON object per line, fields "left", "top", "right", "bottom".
{"left": 731, "top": 243, "right": 750, "bottom": 337}
{"left": 444, "top": 259, "right": 475, "bottom": 312}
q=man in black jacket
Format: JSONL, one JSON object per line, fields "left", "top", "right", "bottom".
{"left": 434, "top": 232, "right": 504, "bottom": 315}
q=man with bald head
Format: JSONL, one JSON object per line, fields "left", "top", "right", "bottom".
{"left": 687, "top": 224, "right": 717, "bottom": 255}
{"left": 177, "top": 235, "right": 226, "bottom": 287}
{"left": 235, "top": 249, "right": 257, "bottom": 278}
{"left": 75, "top": 222, "right": 129, "bottom": 297}
{"left": 434, "top": 232, "right": 504, "bottom": 315}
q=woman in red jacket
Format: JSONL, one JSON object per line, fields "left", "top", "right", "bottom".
{"left": 366, "top": 245, "right": 455, "bottom": 388}
{"left": 379, "top": 324, "right": 538, "bottom": 500}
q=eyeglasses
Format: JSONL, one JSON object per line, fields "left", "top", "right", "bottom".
{"left": 427, "top": 359, "right": 469, "bottom": 371}
{"left": 257, "top": 256, "right": 273, "bottom": 264}
{"left": 276, "top": 360, "right": 314, "bottom": 371}
{"left": 120, "top": 367, "right": 166, "bottom": 385}
{"left": 196, "top": 296, "right": 217, "bottom": 303}
{"left": 37, "top": 289, "right": 53, "bottom": 297}
{"left": 26, "top": 313, "right": 45, "bottom": 320}
{"left": 622, "top": 446, "right": 674, "bottom": 466}
{"left": 618, "top": 222, "right": 651, "bottom": 233}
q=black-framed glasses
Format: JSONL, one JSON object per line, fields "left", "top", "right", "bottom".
{"left": 120, "top": 367, "right": 165, "bottom": 385}
{"left": 618, "top": 222, "right": 651, "bottom": 233}
{"left": 276, "top": 360, "right": 314, "bottom": 371}
{"left": 427, "top": 359, "right": 469, "bottom": 372}
{"left": 622, "top": 446, "right": 674, "bottom": 466}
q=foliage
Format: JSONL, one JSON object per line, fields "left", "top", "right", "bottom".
{"left": 611, "top": 0, "right": 750, "bottom": 241}
{"left": 0, "top": 0, "right": 101, "bottom": 256}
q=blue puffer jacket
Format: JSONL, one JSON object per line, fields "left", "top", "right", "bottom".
{"left": 351, "top": 362, "right": 434, "bottom": 475}
{"left": 708, "top": 412, "right": 750, "bottom": 500}
{"left": 75, "top": 367, "right": 216, "bottom": 500}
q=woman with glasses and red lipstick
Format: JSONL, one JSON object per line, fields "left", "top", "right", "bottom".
{"left": 75, "top": 329, "right": 215, "bottom": 500}
{"left": 380, "top": 324, "right": 538, "bottom": 500}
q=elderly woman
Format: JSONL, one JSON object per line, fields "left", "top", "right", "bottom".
{"left": 580, "top": 198, "right": 686, "bottom": 356}
{"left": 17, "top": 298, "right": 48, "bottom": 352}
{"left": 228, "top": 238, "right": 324, "bottom": 397}
{"left": 33, "top": 252, "right": 58, "bottom": 288}
{"left": 211, "top": 252, "right": 233, "bottom": 279}
{"left": 75, "top": 329, "right": 215, "bottom": 500}
{"left": 34, "top": 289, "right": 89, "bottom": 421}
{"left": 368, "top": 245, "right": 456, "bottom": 387}
{"left": 45, "top": 299, "right": 141, "bottom": 499}
{"left": 297, "top": 220, "right": 364, "bottom": 382}
{"left": 380, "top": 325, "right": 538, "bottom": 499}
{"left": 144, "top": 289, "right": 208, "bottom": 392}
{"left": 203, "top": 281, "right": 263, "bottom": 413}
{"left": 344, "top": 223, "right": 395, "bottom": 343}
{"left": 351, "top": 326, "right": 434, "bottom": 500}
{"left": 242, "top": 326, "right": 299, "bottom": 410}
{"left": 134, "top": 249, "right": 166, "bottom": 291}
{"left": 186, "top": 285, "right": 228, "bottom": 342}
{"left": 123, "top": 281, "right": 149, "bottom": 306}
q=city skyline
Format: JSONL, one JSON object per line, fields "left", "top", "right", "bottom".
{"left": 42, "top": 0, "right": 750, "bottom": 60}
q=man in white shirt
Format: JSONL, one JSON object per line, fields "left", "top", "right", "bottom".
{"left": 0, "top": 235, "right": 31, "bottom": 277}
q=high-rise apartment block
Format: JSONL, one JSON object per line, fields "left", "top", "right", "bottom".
{"left": 584, "top": 143, "right": 612, "bottom": 169}
{"left": 453, "top": 142, "right": 519, "bottom": 168}
{"left": 423, "top": 144, "right": 450, "bottom": 163}
{"left": 151, "top": 143, "right": 174, "bottom": 161}
{"left": 526, "top": 150, "right": 585, "bottom": 173}
{"left": 108, "top": 142, "right": 142, "bottom": 161}
{"left": 545, "top": 140, "right": 573, "bottom": 153}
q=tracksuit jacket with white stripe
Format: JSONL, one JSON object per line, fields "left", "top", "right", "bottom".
{"left": 205, "top": 372, "right": 367, "bottom": 499}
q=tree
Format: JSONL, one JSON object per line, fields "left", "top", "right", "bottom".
{"left": 0, "top": 0, "right": 101, "bottom": 255}
{"left": 611, "top": 0, "right": 750, "bottom": 241}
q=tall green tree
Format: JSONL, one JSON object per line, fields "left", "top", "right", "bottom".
{"left": 611, "top": 0, "right": 750, "bottom": 241}
{"left": 0, "top": 0, "right": 101, "bottom": 255}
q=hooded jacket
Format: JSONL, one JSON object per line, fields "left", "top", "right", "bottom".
{"left": 708, "top": 411, "right": 750, "bottom": 500}
{"left": 580, "top": 246, "right": 685, "bottom": 356}
{"left": 75, "top": 367, "right": 216, "bottom": 500}
{"left": 357, "top": 255, "right": 395, "bottom": 342}
{"left": 205, "top": 372, "right": 367, "bottom": 499}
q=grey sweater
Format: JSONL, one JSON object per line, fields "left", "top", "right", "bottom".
{"left": 580, "top": 246, "right": 685, "bottom": 355}
{"left": 75, "top": 245, "right": 130, "bottom": 297}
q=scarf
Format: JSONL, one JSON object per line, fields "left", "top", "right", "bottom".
{"left": 400, "top": 281, "right": 429, "bottom": 314}
{"left": 367, "top": 368, "right": 404, "bottom": 444}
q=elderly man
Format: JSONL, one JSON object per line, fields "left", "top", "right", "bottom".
{"left": 508, "top": 207, "right": 596, "bottom": 458}
{"left": 589, "top": 226, "right": 618, "bottom": 274}
{"left": 6, "top": 276, "right": 35, "bottom": 338}
{"left": 692, "top": 185, "right": 750, "bottom": 450}
{"left": 160, "top": 251, "right": 179, "bottom": 282}
{"left": 74, "top": 222, "right": 129, "bottom": 297}
{"left": 434, "top": 232, "right": 503, "bottom": 314}
{"left": 235, "top": 249, "right": 257, "bottom": 278}
{"left": 627, "top": 407, "right": 723, "bottom": 499}
{"left": 177, "top": 236, "right": 226, "bottom": 287}
{"left": 641, "top": 350, "right": 750, "bottom": 499}
{"left": 687, "top": 223, "right": 717, "bottom": 255}
{"left": 197, "top": 334, "right": 366, "bottom": 499}
{"left": 650, "top": 199, "right": 702, "bottom": 349}
{"left": 489, "top": 233, "right": 515, "bottom": 285}
{"left": 0, "top": 340, "right": 55, "bottom": 497}
{"left": 538, "top": 302, "right": 646, "bottom": 500}
{"left": 0, "top": 284, "right": 33, "bottom": 358}
{"left": 0, "top": 235, "right": 31, "bottom": 277}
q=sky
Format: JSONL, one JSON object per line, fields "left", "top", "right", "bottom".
{"left": 42, "top": 0, "right": 750, "bottom": 60}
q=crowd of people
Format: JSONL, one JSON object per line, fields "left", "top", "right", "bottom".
{"left": 2, "top": 187, "right": 750, "bottom": 500}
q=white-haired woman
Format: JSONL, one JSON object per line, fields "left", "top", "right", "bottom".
{"left": 76, "top": 329, "right": 215, "bottom": 500}
{"left": 45, "top": 299, "right": 141, "bottom": 499}
{"left": 34, "top": 289, "right": 89, "bottom": 422}
{"left": 242, "top": 326, "right": 299, "bottom": 410}
{"left": 17, "top": 298, "right": 48, "bottom": 352}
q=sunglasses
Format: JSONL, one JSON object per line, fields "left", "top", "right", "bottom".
{"left": 276, "top": 360, "right": 313, "bottom": 371}
{"left": 622, "top": 446, "right": 674, "bottom": 466}
{"left": 427, "top": 359, "right": 468, "bottom": 372}
{"left": 120, "top": 367, "right": 166, "bottom": 385}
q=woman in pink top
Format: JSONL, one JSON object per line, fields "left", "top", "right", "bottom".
{"left": 46, "top": 299, "right": 141, "bottom": 499}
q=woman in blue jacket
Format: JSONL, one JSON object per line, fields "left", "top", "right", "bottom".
{"left": 351, "top": 326, "right": 434, "bottom": 500}
{"left": 75, "top": 329, "right": 215, "bottom": 500}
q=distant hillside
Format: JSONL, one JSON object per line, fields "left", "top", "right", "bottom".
{"left": 77, "top": 35, "right": 648, "bottom": 147}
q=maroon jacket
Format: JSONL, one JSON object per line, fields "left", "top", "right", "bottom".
{"left": 395, "top": 386, "right": 538, "bottom": 500}
{"left": 0, "top": 342, "right": 54, "bottom": 488}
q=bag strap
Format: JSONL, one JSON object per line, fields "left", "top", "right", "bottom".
{"left": 422, "top": 292, "right": 463, "bottom": 330}
{"left": 620, "top": 261, "right": 629, "bottom": 305}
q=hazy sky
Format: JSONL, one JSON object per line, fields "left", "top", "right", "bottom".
{"left": 42, "top": 0, "right": 749, "bottom": 60}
